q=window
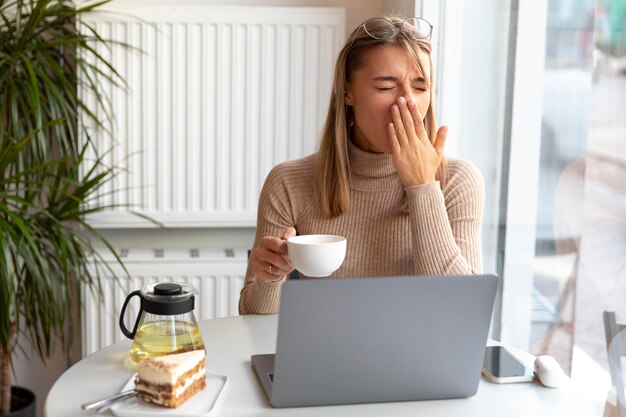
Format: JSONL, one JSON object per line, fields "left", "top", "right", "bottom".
{"left": 431, "top": 0, "right": 626, "bottom": 412}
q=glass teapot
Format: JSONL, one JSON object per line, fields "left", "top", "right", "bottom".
{"left": 119, "top": 282, "right": 205, "bottom": 366}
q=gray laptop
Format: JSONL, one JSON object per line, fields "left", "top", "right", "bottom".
{"left": 251, "top": 274, "right": 498, "bottom": 408}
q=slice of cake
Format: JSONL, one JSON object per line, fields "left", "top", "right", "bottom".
{"left": 135, "top": 349, "right": 206, "bottom": 408}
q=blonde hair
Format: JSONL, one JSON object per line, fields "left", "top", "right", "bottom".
{"left": 318, "top": 15, "right": 447, "bottom": 218}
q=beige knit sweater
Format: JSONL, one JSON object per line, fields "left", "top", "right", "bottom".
{"left": 239, "top": 141, "right": 484, "bottom": 315}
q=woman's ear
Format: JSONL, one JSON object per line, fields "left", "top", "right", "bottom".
{"left": 344, "top": 86, "right": 353, "bottom": 105}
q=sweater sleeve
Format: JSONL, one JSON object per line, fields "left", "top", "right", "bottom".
{"left": 238, "top": 164, "right": 297, "bottom": 315}
{"left": 405, "top": 160, "right": 484, "bottom": 275}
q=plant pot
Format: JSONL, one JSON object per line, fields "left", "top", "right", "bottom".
{"left": 2, "top": 386, "right": 35, "bottom": 417}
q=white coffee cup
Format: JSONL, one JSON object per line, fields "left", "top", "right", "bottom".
{"left": 286, "top": 235, "right": 347, "bottom": 277}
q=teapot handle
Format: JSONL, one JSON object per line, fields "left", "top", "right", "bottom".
{"left": 119, "top": 290, "right": 142, "bottom": 339}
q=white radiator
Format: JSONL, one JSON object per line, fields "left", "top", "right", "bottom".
{"left": 82, "top": 248, "right": 247, "bottom": 356}
{"left": 80, "top": 4, "right": 345, "bottom": 228}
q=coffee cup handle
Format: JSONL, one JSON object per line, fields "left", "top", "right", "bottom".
{"left": 283, "top": 254, "right": 302, "bottom": 279}
{"left": 119, "top": 290, "right": 142, "bottom": 339}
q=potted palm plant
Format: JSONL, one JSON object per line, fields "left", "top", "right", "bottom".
{"left": 0, "top": 0, "right": 128, "bottom": 415}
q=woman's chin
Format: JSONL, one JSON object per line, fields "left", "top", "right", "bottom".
{"left": 351, "top": 136, "right": 391, "bottom": 154}
{"left": 374, "top": 144, "right": 392, "bottom": 154}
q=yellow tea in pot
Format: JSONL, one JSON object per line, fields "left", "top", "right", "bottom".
{"left": 129, "top": 320, "right": 204, "bottom": 364}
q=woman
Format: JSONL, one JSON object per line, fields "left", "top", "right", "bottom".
{"left": 239, "top": 15, "right": 484, "bottom": 315}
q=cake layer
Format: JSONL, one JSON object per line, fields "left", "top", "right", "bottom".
{"left": 136, "top": 360, "right": 205, "bottom": 397}
{"left": 138, "top": 373, "right": 206, "bottom": 408}
{"left": 137, "top": 349, "right": 205, "bottom": 385}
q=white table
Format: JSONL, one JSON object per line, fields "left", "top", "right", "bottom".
{"left": 46, "top": 315, "right": 595, "bottom": 417}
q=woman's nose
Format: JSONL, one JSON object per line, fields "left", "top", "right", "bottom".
{"left": 395, "top": 94, "right": 414, "bottom": 107}
{"left": 399, "top": 88, "right": 415, "bottom": 102}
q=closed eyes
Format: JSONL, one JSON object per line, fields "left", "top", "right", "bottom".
{"left": 375, "top": 86, "right": 427, "bottom": 92}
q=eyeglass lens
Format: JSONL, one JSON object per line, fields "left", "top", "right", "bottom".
{"left": 362, "top": 18, "right": 398, "bottom": 40}
{"left": 403, "top": 17, "right": 432, "bottom": 39}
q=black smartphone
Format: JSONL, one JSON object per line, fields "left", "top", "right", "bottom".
{"left": 482, "top": 346, "right": 536, "bottom": 383}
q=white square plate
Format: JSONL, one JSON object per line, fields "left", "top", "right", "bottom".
{"left": 110, "top": 370, "right": 228, "bottom": 417}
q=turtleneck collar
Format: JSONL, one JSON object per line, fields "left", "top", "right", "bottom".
{"left": 347, "top": 139, "right": 402, "bottom": 191}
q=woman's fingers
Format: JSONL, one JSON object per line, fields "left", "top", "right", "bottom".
{"left": 388, "top": 122, "right": 401, "bottom": 155}
{"left": 434, "top": 125, "right": 448, "bottom": 157}
{"left": 253, "top": 228, "right": 296, "bottom": 282}
{"left": 407, "top": 99, "right": 429, "bottom": 145}
{"left": 281, "top": 227, "right": 296, "bottom": 268}
{"left": 390, "top": 103, "right": 408, "bottom": 148}
{"left": 392, "top": 97, "right": 429, "bottom": 149}
{"left": 397, "top": 97, "right": 418, "bottom": 139}
{"left": 252, "top": 245, "right": 291, "bottom": 281}
{"left": 281, "top": 227, "right": 296, "bottom": 241}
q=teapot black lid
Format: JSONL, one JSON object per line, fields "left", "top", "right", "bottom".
{"left": 154, "top": 283, "right": 183, "bottom": 296}
{"left": 141, "top": 283, "right": 196, "bottom": 315}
